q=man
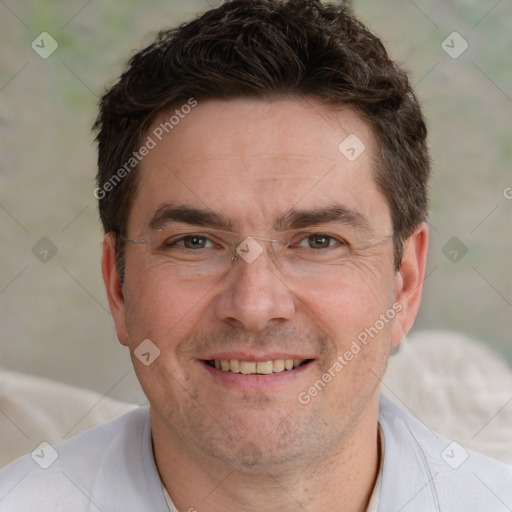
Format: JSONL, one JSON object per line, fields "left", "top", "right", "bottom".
{"left": 1, "top": 0, "right": 510, "bottom": 510}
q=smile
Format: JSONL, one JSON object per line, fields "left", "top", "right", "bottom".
{"left": 205, "top": 358, "right": 311, "bottom": 374}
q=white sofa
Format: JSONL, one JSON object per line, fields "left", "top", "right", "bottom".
{"left": 0, "top": 371, "right": 136, "bottom": 467}
{"left": 383, "top": 330, "right": 512, "bottom": 465}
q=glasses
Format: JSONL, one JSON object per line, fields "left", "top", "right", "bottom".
{"left": 122, "top": 226, "right": 393, "bottom": 281}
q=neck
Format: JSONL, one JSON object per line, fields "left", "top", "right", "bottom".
{"left": 152, "top": 402, "right": 381, "bottom": 512}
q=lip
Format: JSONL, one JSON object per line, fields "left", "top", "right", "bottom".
{"left": 197, "top": 358, "right": 315, "bottom": 392}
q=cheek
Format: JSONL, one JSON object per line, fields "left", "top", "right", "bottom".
{"left": 122, "top": 264, "right": 214, "bottom": 349}
{"left": 301, "top": 262, "right": 395, "bottom": 395}
{"left": 121, "top": 272, "right": 207, "bottom": 407}
{"left": 293, "top": 256, "right": 396, "bottom": 338}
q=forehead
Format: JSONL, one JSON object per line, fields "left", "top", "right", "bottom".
{"left": 128, "top": 97, "right": 391, "bottom": 233}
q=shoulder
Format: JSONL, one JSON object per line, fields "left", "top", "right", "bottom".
{"left": 379, "top": 395, "right": 512, "bottom": 511}
{"left": 0, "top": 406, "right": 166, "bottom": 511}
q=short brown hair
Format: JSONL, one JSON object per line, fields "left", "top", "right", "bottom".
{"left": 93, "top": 0, "right": 430, "bottom": 279}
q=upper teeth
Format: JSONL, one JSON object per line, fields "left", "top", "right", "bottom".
{"left": 213, "top": 359, "right": 304, "bottom": 374}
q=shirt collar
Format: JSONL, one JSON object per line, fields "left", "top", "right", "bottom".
{"left": 366, "top": 424, "right": 384, "bottom": 512}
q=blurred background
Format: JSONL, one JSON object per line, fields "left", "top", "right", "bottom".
{"left": 1, "top": 0, "right": 511, "bottom": 404}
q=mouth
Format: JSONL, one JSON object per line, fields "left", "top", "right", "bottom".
{"left": 204, "top": 358, "right": 313, "bottom": 375}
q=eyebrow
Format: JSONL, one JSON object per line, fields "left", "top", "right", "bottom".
{"left": 274, "top": 204, "right": 372, "bottom": 232}
{"left": 148, "top": 203, "right": 371, "bottom": 233}
{"left": 149, "top": 204, "right": 235, "bottom": 231}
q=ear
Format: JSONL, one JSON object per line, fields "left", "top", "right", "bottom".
{"left": 392, "top": 222, "right": 429, "bottom": 347}
{"left": 102, "top": 232, "right": 128, "bottom": 346}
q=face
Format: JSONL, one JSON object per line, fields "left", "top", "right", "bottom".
{"left": 103, "top": 97, "right": 427, "bottom": 472}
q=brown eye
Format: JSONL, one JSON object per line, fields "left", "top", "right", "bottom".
{"left": 307, "top": 234, "right": 333, "bottom": 249}
{"left": 182, "top": 235, "right": 208, "bottom": 249}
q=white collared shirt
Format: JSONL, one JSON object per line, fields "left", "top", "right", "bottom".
{"left": 1, "top": 396, "right": 510, "bottom": 511}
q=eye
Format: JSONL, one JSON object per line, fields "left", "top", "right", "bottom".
{"left": 172, "top": 235, "right": 214, "bottom": 249}
{"left": 298, "top": 234, "right": 342, "bottom": 249}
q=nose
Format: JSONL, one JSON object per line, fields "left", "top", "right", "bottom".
{"left": 213, "top": 246, "right": 296, "bottom": 332}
